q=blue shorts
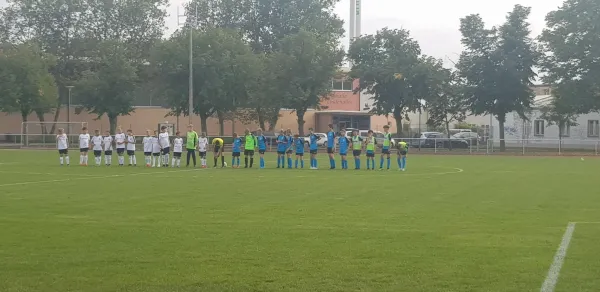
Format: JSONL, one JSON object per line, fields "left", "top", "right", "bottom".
{"left": 382, "top": 148, "right": 390, "bottom": 154}
{"left": 366, "top": 150, "right": 375, "bottom": 157}
{"left": 353, "top": 150, "right": 361, "bottom": 156}
{"left": 296, "top": 152, "right": 304, "bottom": 156}
{"left": 105, "top": 150, "right": 113, "bottom": 156}
{"left": 310, "top": 149, "right": 318, "bottom": 154}
{"left": 232, "top": 152, "right": 240, "bottom": 157}
{"left": 94, "top": 150, "right": 102, "bottom": 157}
{"left": 58, "top": 149, "right": 68, "bottom": 155}
{"left": 116, "top": 148, "right": 125, "bottom": 155}
{"left": 162, "top": 147, "right": 170, "bottom": 155}
{"left": 277, "top": 150, "right": 285, "bottom": 155}
{"left": 339, "top": 152, "right": 347, "bottom": 156}
{"left": 259, "top": 149, "right": 266, "bottom": 154}
{"left": 327, "top": 147, "right": 334, "bottom": 154}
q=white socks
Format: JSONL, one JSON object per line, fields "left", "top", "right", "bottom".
{"left": 95, "top": 157, "right": 101, "bottom": 166}
{"left": 60, "top": 157, "right": 64, "bottom": 165}
{"left": 118, "top": 156, "right": 124, "bottom": 165}
{"left": 80, "top": 155, "right": 88, "bottom": 165}
{"left": 105, "top": 155, "right": 112, "bottom": 165}
{"left": 162, "top": 154, "right": 169, "bottom": 166}
{"left": 132, "top": 156, "right": 136, "bottom": 165}
{"left": 65, "top": 156, "right": 70, "bottom": 165}
{"left": 201, "top": 158, "right": 206, "bottom": 166}
{"left": 128, "top": 156, "right": 136, "bottom": 165}
{"left": 172, "top": 157, "right": 181, "bottom": 167}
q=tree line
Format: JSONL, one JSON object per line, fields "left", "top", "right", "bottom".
{"left": 1, "top": 0, "right": 599, "bottom": 151}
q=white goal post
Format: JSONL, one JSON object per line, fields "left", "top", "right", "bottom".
{"left": 20, "top": 121, "right": 88, "bottom": 148}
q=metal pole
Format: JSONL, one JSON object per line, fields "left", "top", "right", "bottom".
{"left": 188, "top": 11, "right": 194, "bottom": 126}
{"left": 66, "top": 86, "right": 74, "bottom": 137}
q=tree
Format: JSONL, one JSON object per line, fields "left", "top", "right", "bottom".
{"left": 0, "top": 43, "right": 58, "bottom": 137}
{"left": 457, "top": 5, "right": 539, "bottom": 151}
{"left": 539, "top": 95, "right": 579, "bottom": 145}
{"left": 348, "top": 28, "right": 438, "bottom": 136}
{"left": 186, "top": 0, "right": 344, "bottom": 129}
{"left": 3, "top": 0, "right": 167, "bottom": 132}
{"left": 426, "top": 71, "right": 467, "bottom": 148}
{"left": 154, "top": 28, "right": 258, "bottom": 135}
{"left": 539, "top": 0, "right": 600, "bottom": 113}
{"left": 75, "top": 42, "right": 138, "bottom": 134}
{"left": 272, "top": 30, "right": 344, "bottom": 135}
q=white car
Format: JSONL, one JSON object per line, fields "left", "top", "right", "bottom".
{"left": 304, "top": 133, "right": 327, "bottom": 146}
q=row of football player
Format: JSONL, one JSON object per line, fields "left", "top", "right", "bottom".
{"left": 55, "top": 125, "right": 409, "bottom": 171}
{"left": 55, "top": 126, "right": 210, "bottom": 167}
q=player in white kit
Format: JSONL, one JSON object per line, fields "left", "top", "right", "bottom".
{"left": 90, "top": 129, "right": 104, "bottom": 166}
{"left": 142, "top": 130, "right": 153, "bottom": 167}
{"left": 172, "top": 131, "right": 184, "bottom": 167}
{"left": 103, "top": 130, "right": 113, "bottom": 166}
{"left": 158, "top": 126, "right": 170, "bottom": 167}
{"left": 114, "top": 127, "right": 126, "bottom": 166}
{"left": 78, "top": 127, "right": 90, "bottom": 166}
{"left": 56, "top": 128, "right": 70, "bottom": 166}
{"left": 126, "top": 129, "right": 137, "bottom": 166}
{"left": 151, "top": 130, "right": 161, "bottom": 167}
{"left": 198, "top": 132, "right": 209, "bottom": 168}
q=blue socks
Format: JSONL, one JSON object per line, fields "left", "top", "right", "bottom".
{"left": 397, "top": 157, "right": 401, "bottom": 168}
{"left": 367, "top": 159, "right": 370, "bottom": 169}
{"left": 295, "top": 159, "right": 304, "bottom": 168}
{"left": 355, "top": 158, "right": 360, "bottom": 169}
{"left": 310, "top": 158, "right": 318, "bottom": 168}
{"left": 402, "top": 156, "right": 407, "bottom": 169}
{"left": 287, "top": 157, "right": 292, "bottom": 168}
{"left": 260, "top": 157, "right": 264, "bottom": 168}
{"left": 380, "top": 157, "right": 384, "bottom": 168}
{"left": 330, "top": 158, "right": 335, "bottom": 169}
{"left": 386, "top": 158, "right": 390, "bottom": 169}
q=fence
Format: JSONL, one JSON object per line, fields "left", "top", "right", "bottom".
{"left": 1, "top": 134, "right": 600, "bottom": 155}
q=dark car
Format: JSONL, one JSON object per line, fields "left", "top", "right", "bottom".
{"left": 412, "top": 132, "right": 469, "bottom": 149}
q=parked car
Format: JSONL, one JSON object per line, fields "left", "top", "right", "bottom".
{"left": 411, "top": 132, "right": 469, "bottom": 149}
{"left": 452, "top": 132, "right": 480, "bottom": 145}
{"left": 304, "top": 133, "right": 327, "bottom": 146}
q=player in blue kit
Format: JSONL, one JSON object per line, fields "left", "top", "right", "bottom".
{"left": 256, "top": 128, "right": 267, "bottom": 169}
{"left": 308, "top": 128, "right": 319, "bottom": 169}
{"left": 276, "top": 129, "right": 287, "bottom": 168}
{"left": 286, "top": 129, "right": 294, "bottom": 169}
{"left": 326, "top": 124, "right": 336, "bottom": 169}
{"left": 294, "top": 134, "right": 305, "bottom": 168}
{"left": 231, "top": 133, "right": 242, "bottom": 168}
{"left": 338, "top": 129, "right": 350, "bottom": 169}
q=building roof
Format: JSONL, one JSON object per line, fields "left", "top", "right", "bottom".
{"left": 533, "top": 95, "right": 553, "bottom": 107}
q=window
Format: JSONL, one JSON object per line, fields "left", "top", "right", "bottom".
{"left": 588, "top": 120, "right": 600, "bottom": 137}
{"left": 534, "top": 120, "right": 545, "bottom": 136}
{"left": 543, "top": 88, "right": 550, "bottom": 95}
{"left": 560, "top": 124, "right": 570, "bottom": 137}
{"left": 331, "top": 78, "right": 353, "bottom": 91}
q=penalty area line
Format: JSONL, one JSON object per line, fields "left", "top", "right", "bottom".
{"left": 540, "top": 222, "right": 576, "bottom": 292}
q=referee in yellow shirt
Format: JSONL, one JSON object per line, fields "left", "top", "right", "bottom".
{"left": 212, "top": 137, "right": 225, "bottom": 168}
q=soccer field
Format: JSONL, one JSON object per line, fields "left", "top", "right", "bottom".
{"left": 0, "top": 150, "right": 599, "bottom": 292}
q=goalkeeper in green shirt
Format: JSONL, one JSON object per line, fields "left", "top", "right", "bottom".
{"left": 242, "top": 128, "right": 258, "bottom": 168}
{"left": 185, "top": 124, "right": 199, "bottom": 167}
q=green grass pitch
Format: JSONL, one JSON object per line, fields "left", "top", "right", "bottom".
{"left": 1, "top": 150, "right": 600, "bottom": 292}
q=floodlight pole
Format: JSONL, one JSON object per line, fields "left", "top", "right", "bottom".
{"left": 66, "top": 86, "right": 74, "bottom": 136}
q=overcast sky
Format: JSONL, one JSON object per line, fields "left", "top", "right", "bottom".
{"left": 1, "top": 0, "right": 565, "bottom": 67}
{"left": 166, "top": 0, "right": 565, "bottom": 67}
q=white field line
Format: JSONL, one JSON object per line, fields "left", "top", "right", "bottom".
{"left": 0, "top": 170, "right": 98, "bottom": 177}
{"left": 0, "top": 168, "right": 201, "bottom": 187}
{"left": 540, "top": 222, "right": 576, "bottom": 292}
